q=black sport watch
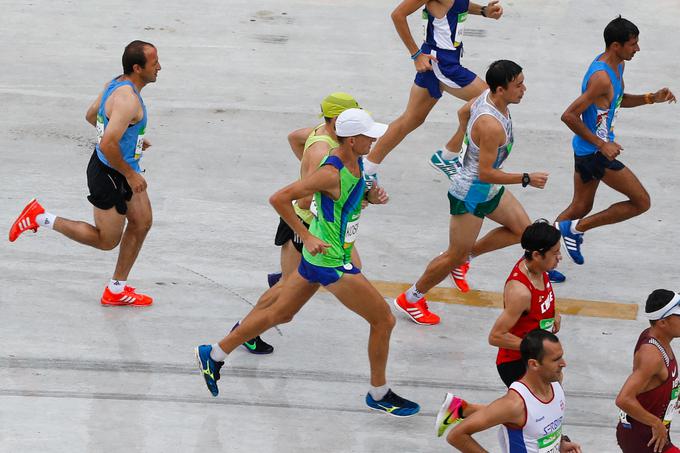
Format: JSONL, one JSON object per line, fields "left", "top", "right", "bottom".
{"left": 521, "top": 173, "right": 531, "bottom": 187}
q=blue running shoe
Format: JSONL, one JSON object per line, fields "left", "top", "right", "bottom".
{"left": 429, "top": 150, "right": 461, "bottom": 181}
{"left": 547, "top": 269, "right": 566, "bottom": 283}
{"left": 230, "top": 322, "right": 274, "bottom": 355}
{"left": 195, "top": 345, "right": 223, "bottom": 397}
{"left": 557, "top": 220, "right": 584, "bottom": 265}
{"left": 366, "top": 389, "right": 420, "bottom": 417}
{"left": 267, "top": 272, "right": 282, "bottom": 288}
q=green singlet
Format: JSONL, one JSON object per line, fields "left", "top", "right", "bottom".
{"left": 293, "top": 124, "right": 340, "bottom": 225}
{"left": 302, "top": 155, "right": 365, "bottom": 268}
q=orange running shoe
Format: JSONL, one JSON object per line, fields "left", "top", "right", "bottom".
{"left": 450, "top": 261, "right": 470, "bottom": 293}
{"left": 393, "top": 293, "right": 440, "bottom": 325}
{"left": 101, "top": 286, "right": 153, "bottom": 306}
{"left": 124, "top": 285, "right": 153, "bottom": 305}
{"left": 9, "top": 198, "right": 44, "bottom": 242}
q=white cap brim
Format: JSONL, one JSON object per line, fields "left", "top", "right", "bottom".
{"left": 363, "top": 122, "right": 388, "bottom": 139}
{"left": 646, "top": 292, "right": 680, "bottom": 320}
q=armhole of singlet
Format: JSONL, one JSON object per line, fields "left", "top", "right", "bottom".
{"left": 505, "top": 387, "right": 528, "bottom": 429}
{"left": 468, "top": 112, "right": 506, "bottom": 149}
{"left": 508, "top": 262, "right": 536, "bottom": 293}
{"left": 646, "top": 338, "right": 671, "bottom": 368}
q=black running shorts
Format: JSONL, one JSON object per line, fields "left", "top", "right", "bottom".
{"left": 274, "top": 216, "right": 309, "bottom": 253}
{"left": 86, "top": 150, "right": 133, "bottom": 215}
{"left": 574, "top": 151, "right": 625, "bottom": 183}
{"left": 496, "top": 359, "right": 526, "bottom": 388}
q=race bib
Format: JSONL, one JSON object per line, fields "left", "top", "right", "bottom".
{"left": 610, "top": 94, "right": 623, "bottom": 133}
{"left": 96, "top": 114, "right": 105, "bottom": 144}
{"left": 459, "top": 135, "right": 470, "bottom": 164}
{"left": 539, "top": 318, "right": 555, "bottom": 331}
{"left": 663, "top": 386, "right": 680, "bottom": 425}
{"left": 595, "top": 109, "right": 610, "bottom": 141}
{"left": 343, "top": 218, "right": 360, "bottom": 248}
{"left": 537, "top": 426, "right": 561, "bottom": 453}
{"left": 453, "top": 12, "right": 467, "bottom": 47}
{"left": 134, "top": 126, "right": 146, "bottom": 160}
{"left": 619, "top": 410, "right": 632, "bottom": 429}
{"left": 422, "top": 9, "right": 428, "bottom": 41}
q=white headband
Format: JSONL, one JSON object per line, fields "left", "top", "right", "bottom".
{"left": 645, "top": 293, "right": 680, "bottom": 320}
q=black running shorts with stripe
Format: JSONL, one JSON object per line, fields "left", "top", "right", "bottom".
{"left": 86, "top": 150, "right": 133, "bottom": 215}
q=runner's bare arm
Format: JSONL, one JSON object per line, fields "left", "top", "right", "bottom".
{"left": 561, "top": 72, "right": 613, "bottom": 148}
{"left": 448, "top": 392, "right": 525, "bottom": 452}
{"left": 365, "top": 185, "right": 389, "bottom": 205}
{"left": 476, "top": 117, "right": 547, "bottom": 187}
{"left": 488, "top": 281, "right": 531, "bottom": 349}
{"left": 99, "top": 86, "right": 147, "bottom": 192}
{"left": 553, "top": 312, "right": 562, "bottom": 334}
{"left": 392, "top": 0, "right": 427, "bottom": 55}
{"left": 391, "top": 0, "right": 438, "bottom": 72}
{"left": 448, "top": 99, "right": 475, "bottom": 153}
{"left": 288, "top": 127, "right": 314, "bottom": 161}
{"left": 621, "top": 88, "right": 677, "bottom": 108}
{"left": 469, "top": 0, "right": 503, "bottom": 19}
{"left": 85, "top": 92, "right": 104, "bottom": 126}
{"left": 85, "top": 81, "right": 112, "bottom": 126}
{"left": 269, "top": 165, "right": 340, "bottom": 255}
{"left": 615, "top": 344, "right": 669, "bottom": 451}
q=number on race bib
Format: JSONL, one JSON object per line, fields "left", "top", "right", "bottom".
{"left": 343, "top": 218, "right": 360, "bottom": 249}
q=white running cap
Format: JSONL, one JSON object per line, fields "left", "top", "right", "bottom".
{"left": 335, "top": 108, "right": 388, "bottom": 138}
{"left": 646, "top": 292, "right": 680, "bottom": 320}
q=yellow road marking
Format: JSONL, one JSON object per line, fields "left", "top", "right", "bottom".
{"left": 369, "top": 280, "right": 638, "bottom": 320}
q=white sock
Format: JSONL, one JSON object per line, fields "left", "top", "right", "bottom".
{"left": 108, "top": 279, "right": 126, "bottom": 294}
{"left": 362, "top": 157, "right": 380, "bottom": 175}
{"left": 369, "top": 384, "right": 389, "bottom": 401}
{"left": 440, "top": 149, "right": 458, "bottom": 161}
{"left": 405, "top": 284, "right": 424, "bottom": 303}
{"left": 571, "top": 221, "right": 583, "bottom": 235}
{"left": 35, "top": 212, "right": 57, "bottom": 230}
{"left": 210, "top": 343, "right": 228, "bottom": 362}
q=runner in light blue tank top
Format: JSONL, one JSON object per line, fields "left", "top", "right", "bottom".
{"left": 95, "top": 77, "right": 147, "bottom": 173}
{"left": 555, "top": 17, "right": 676, "bottom": 269}
{"left": 7, "top": 40, "right": 161, "bottom": 308}
{"left": 572, "top": 54, "right": 623, "bottom": 157}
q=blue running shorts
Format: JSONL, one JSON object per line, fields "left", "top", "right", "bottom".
{"left": 414, "top": 44, "right": 477, "bottom": 99}
{"left": 298, "top": 257, "right": 361, "bottom": 287}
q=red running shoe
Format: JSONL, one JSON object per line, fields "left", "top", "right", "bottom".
{"left": 124, "top": 285, "right": 153, "bottom": 305}
{"left": 101, "top": 286, "right": 153, "bottom": 306}
{"left": 9, "top": 198, "right": 44, "bottom": 242}
{"left": 450, "top": 261, "right": 470, "bottom": 293}
{"left": 394, "top": 293, "right": 440, "bottom": 325}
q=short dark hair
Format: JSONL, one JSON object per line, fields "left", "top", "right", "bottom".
{"left": 485, "top": 60, "right": 523, "bottom": 93}
{"left": 522, "top": 219, "right": 561, "bottom": 261}
{"left": 520, "top": 329, "right": 560, "bottom": 366}
{"left": 604, "top": 16, "right": 639, "bottom": 48}
{"left": 122, "top": 40, "right": 155, "bottom": 75}
{"left": 646, "top": 289, "right": 677, "bottom": 325}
